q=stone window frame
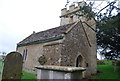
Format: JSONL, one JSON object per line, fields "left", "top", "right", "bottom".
{"left": 23, "top": 49, "right": 28, "bottom": 61}
{"left": 75, "top": 54, "right": 84, "bottom": 67}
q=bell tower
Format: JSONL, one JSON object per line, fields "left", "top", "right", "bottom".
{"left": 60, "top": 1, "right": 86, "bottom": 25}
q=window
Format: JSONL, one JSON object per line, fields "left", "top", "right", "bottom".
{"left": 23, "top": 50, "right": 25, "bottom": 60}
{"left": 23, "top": 49, "right": 28, "bottom": 61}
{"left": 68, "top": 16, "right": 73, "bottom": 23}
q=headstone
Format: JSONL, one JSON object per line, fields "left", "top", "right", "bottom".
{"left": 1, "top": 52, "right": 23, "bottom": 80}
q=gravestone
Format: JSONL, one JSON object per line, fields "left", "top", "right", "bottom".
{"left": 1, "top": 52, "right": 23, "bottom": 80}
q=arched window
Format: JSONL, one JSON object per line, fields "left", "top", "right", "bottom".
{"left": 23, "top": 50, "right": 25, "bottom": 60}
{"left": 76, "top": 55, "right": 83, "bottom": 67}
{"left": 25, "top": 49, "right": 27, "bottom": 60}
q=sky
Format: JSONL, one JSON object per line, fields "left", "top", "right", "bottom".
{"left": 0, "top": 0, "right": 66, "bottom": 53}
{"left": 0, "top": 0, "right": 119, "bottom": 57}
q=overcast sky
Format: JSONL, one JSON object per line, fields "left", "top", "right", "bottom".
{"left": 0, "top": 0, "right": 118, "bottom": 55}
{"left": 0, "top": 0, "right": 66, "bottom": 53}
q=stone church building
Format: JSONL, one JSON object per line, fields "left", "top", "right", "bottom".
{"left": 17, "top": 1, "right": 97, "bottom": 77}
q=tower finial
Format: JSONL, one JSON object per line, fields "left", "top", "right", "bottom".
{"left": 118, "top": 1, "right": 120, "bottom": 13}
{"left": 65, "top": 0, "right": 70, "bottom": 7}
{"left": 33, "top": 31, "right": 36, "bottom": 34}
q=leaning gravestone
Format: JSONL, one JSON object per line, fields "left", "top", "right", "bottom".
{"left": 1, "top": 52, "right": 23, "bottom": 80}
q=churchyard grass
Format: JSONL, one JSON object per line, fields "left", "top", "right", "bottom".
{"left": 0, "top": 60, "right": 120, "bottom": 79}
{"left": 0, "top": 61, "right": 3, "bottom": 72}
{"left": 93, "top": 60, "right": 120, "bottom": 79}
{"left": 22, "top": 71, "right": 36, "bottom": 79}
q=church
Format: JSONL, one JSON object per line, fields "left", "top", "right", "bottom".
{"left": 17, "top": 1, "right": 97, "bottom": 77}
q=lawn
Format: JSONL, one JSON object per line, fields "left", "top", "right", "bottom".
{"left": 0, "top": 60, "right": 120, "bottom": 80}
{"left": 0, "top": 61, "right": 3, "bottom": 72}
{"left": 22, "top": 71, "right": 36, "bottom": 79}
{"left": 93, "top": 60, "right": 120, "bottom": 79}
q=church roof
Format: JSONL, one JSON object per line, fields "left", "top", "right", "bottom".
{"left": 17, "top": 23, "right": 75, "bottom": 47}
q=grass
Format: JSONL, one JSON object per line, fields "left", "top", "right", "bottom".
{"left": 93, "top": 60, "right": 120, "bottom": 79}
{"left": 22, "top": 71, "right": 36, "bottom": 80}
{"left": 0, "top": 60, "right": 120, "bottom": 79}
{"left": 0, "top": 61, "right": 3, "bottom": 72}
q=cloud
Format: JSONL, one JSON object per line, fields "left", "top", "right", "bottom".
{"left": 0, "top": 0, "right": 66, "bottom": 53}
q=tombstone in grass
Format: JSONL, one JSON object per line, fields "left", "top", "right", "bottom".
{"left": 1, "top": 52, "right": 23, "bottom": 80}
{"left": 114, "top": 60, "right": 120, "bottom": 72}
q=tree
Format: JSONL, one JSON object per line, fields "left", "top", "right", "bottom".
{"left": 79, "top": 1, "right": 120, "bottom": 60}
{"left": 0, "top": 51, "right": 6, "bottom": 56}
{"left": 97, "top": 13, "right": 120, "bottom": 60}
{"left": 65, "top": 0, "right": 120, "bottom": 60}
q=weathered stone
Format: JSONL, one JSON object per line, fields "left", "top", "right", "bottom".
{"left": 35, "top": 65, "right": 86, "bottom": 79}
{"left": 2, "top": 52, "right": 23, "bottom": 79}
{"left": 60, "top": 21, "right": 97, "bottom": 77}
{"left": 97, "top": 60, "right": 105, "bottom": 65}
{"left": 16, "top": 1, "right": 97, "bottom": 77}
{"left": 38, "top": 55, "right": 47, "bottom": 65}
{"left": 113, "top": 60, "right": 120, "bottom": 72}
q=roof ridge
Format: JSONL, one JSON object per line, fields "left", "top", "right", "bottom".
{"left": 17, "top": 22, "right": 76, "bottom": 47}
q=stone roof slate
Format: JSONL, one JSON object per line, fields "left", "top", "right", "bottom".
{"left": 17, "top": 23, "right": 75, "bottom": 46}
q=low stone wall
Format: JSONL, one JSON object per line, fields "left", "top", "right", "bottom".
{"left": 97, "top": 60, "right": 105, "bottom": 65}
{"left": 113, "top": 60, "right": 120, "bottom": 72}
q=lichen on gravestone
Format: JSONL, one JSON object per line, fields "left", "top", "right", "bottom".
{"left": 2, "top": 52, "right": 23, "bottom": 80}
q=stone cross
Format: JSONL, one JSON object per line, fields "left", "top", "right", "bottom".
{"left": 1, "top": 52, "right": 23, "bottom": 80}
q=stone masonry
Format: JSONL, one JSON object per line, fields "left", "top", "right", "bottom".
{"left": 17, "top": 1, "right": 97, "bottom": 77}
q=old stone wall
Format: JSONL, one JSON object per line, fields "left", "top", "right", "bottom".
{"left": 17, "top": 43, "right": 44, "bottom": 73}
{"left": 17, "top": 44, "right": 43, "bottom": 72}
{"left": 17, "top": 40, "right": 63, "bottom": 73}
{"left": 61, "top": 21, "right": 97, "bottom": 77}
{"left": 43, "top": 44, "right": 62, "bottom": 66}
{"left": 83, "top": 18, "right": 97, "bottom": 74}
{"left": 61, "top": 22, "right": 89, "bottom": 66}
{"left": 17, "top": 20, "right": 96, "bottom": 77}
